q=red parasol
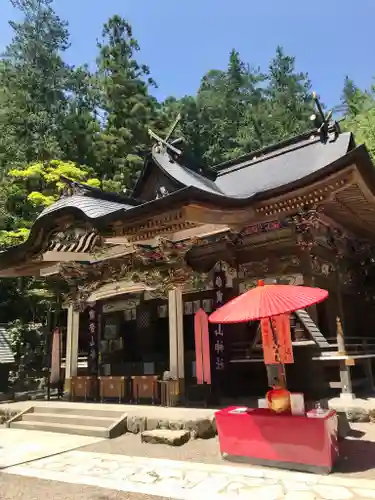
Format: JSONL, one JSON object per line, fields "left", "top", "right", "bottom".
{"left": 209, "top": 281, "right": 328, "bottom": 324}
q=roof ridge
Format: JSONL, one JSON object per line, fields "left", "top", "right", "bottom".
{"left": 59, "top": 176, "right": 142, "bottom": 206}
{"left": 217, "top": 134, "right": 321, "bottom": 177}
{"left": 214, "top": 127, "right": 331, "bottom": 173}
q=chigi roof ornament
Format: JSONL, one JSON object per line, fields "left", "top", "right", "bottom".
{"left": 148, "top": 113, "right": 184, "bottom": 158}
{"left": 310, "top": 91, "right": 341, "bottom": 143}
{"left": 59, "top": 175, "right": 89, "bottom": 198}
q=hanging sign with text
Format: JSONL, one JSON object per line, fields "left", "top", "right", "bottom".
{"left": 87, "top": 304, "right": 98, "bottom": 375}
{"left": 212, "top": 267, "right": 227, "bottom": 373}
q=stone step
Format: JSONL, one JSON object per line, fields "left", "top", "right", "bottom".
{"left": 10, "top": 420, "right": 110, "bottom": 438}
{"left": 22, "top": 412, "right": 115, "bottom": 428}
{"left": 34, "top": 406, "right": 125, "bottom": 419}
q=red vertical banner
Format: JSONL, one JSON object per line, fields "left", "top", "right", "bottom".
{"left": 50, "top": 327, "right": 61, "bottom": 385}
{"left": 260, "top": 315, "right": 294, "bottom": 365}
{"left": 274, "top": 314, "right": 294, "bottom": 364}
{"left": 260, "top": 318, "right": 278, "bottom": 364}
{"left": 194, "top": 309, "right": 211, "bottom": 385}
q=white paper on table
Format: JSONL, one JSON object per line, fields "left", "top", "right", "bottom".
{"left": 290, "top": 393, "right": 305, "bottom": 416}
{"left": 258, "top": 398, "right": 268, "bottom": 409}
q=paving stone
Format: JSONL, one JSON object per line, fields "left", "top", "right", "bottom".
{"left": 313, "top": 484, "right": 354, "bottom": 499}
{"left": 283, "top": 480, "right": 311, "bottom": 492}
{"left": 145, "top": 417, "right": 159, "bottom": 430}
{"left": 140, "top": 429, "right": 190, "bottom": 446}
{"left": 352, "top": 488, "right": 375, "bottom": 499}
{"left": 284, "top": 492, "right": 319, "bottom": 500}
{"left": 183, "top": 418, "right": 215, "bottom": 439}
{"left": 126, "top": 415, "right": 146, "bottom": 434}
{"left": 168, "top": 420, "right": 184, "bottom": 430}
{"left": 248, "top": 484, "right": 285, "bottom": 499}
{"left": 345, "top": 407, "right": 370, "bottom": 423}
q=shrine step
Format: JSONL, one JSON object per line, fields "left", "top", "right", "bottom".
{"left": 21, "top": 412, "right": 115, "bottom": 428}
{"left": 9, "top": 420, "right": 110, "bottom": 438}
{"left": 34, "top": 406, "right": 125, "bottom": 419}
{"left": 7, "top": 405, "right": 127, "bottom": 438}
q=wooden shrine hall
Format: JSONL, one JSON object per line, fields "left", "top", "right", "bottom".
{"left": 2, "top": 108, "right": 375, "bottom": 405}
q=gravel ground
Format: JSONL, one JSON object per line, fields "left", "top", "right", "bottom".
{"left": 0, "top": 473, "right": 171, "bottom": 500}
{"left": 80, "top": 422, "right": 375, "bottom": 479}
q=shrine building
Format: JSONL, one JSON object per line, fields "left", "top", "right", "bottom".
{"left": 1, "top": 111, "right": 375, "bottom": 405}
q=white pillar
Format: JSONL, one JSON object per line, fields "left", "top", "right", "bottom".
{"left": 64, "top": 305, "right": 79, "bottom": 394}
{"left": 168, "top": 288, "right": 184, "bottom": 383}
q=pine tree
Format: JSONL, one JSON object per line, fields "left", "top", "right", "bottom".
{"left": 95, "top": 15, "right": 158, "bottom": 190}
{"left": 0, "top": 0, "right": 71, "bottom": 168}
{"left": 266, "top": 46, "right": 313, "bottom": 141}
{"left": 341, "top": 76, "right": 372, "bottom": 117}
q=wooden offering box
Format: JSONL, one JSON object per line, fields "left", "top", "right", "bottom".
{"left": 71, "top": 376, "right": 97, "bottom": 401}
{"left": 131, "top": 375, "right": 158, "bottom": 404}
{"left": 98, "top": 376, "right": 127, "bottom": 403}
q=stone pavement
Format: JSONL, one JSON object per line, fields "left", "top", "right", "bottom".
{"left": 3, "top": 449, "right": 375, "bottom": 499}
{"left": 0, "top": 427, "right": 102, "bottom": 468}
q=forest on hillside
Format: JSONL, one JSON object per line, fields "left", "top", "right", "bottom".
{"left": 0, "top": 0, "right": 374, "bottom": 331}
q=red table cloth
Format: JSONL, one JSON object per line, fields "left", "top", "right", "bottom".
{"left": 215, "top": 407, "right": 339, "bottom": 474}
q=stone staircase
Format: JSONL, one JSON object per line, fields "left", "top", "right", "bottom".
{"left": 7, "top": 405, "right": 127, "bottom": 438}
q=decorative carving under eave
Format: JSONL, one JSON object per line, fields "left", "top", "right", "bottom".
{"left": 239, "top": 255, "right": 301, "bottom": 279}
{"left": 288, "top": 205, "right": 322, "bottom": 250}
{"left": 57, "top": 236, "right": 206, "bottom": 309}
{"left": 134, "top": 236, "right": 197, "bottom": 265}
{"left": 310, "top": 255, "right": 336, "bottom": 277}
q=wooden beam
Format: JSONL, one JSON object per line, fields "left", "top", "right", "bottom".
{"left": 42, "top": 251, "right": 92, "bottom": 262}
{"left": 104, "top": 223, "right": 231, "bottom": 246}
{"left": 183, "top": 205, "right": 255, "bottom": 225}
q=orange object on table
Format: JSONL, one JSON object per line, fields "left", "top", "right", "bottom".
{"left": 266, "top": 386, "right": 291, "bottom": 413}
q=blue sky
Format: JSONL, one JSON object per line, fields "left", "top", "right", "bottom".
{"left": 1, "top": 0, "right": 374, "bottom": 108}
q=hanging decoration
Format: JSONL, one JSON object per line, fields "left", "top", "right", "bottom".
{"left": 260, "top": 318, "right": 279, "bottom": 365}
{"left": 274, "top": 314, "right": 294, "bottom": 364}
{"left": 194, "top": 309, "right": 211, "bottom": 385}
{"left": 212, "top": 262, "right": 227, "bottom": 372}
{"left": 87, "top": 303, "right": 98, "bottom": 376}
{"left": 50, "top": 327, "right": 61, "bottom": 386}
{"left": 260, "top": 315, "right": 294, "bottom": 365}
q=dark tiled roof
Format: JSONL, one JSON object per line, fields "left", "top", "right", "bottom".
{"left": 0, "top": 327, "right": 15, "bottom": 364}
{"left": 147, "top": 131, "right": 353, "bottom": 200}
{"left": 152, "top": 149, "right": 224, "bottom": 196}
{"left": 215, "top": 132, "right": 352, "bottom": 198}
{"left": 38, "top": 195, "right": 133, "bottom": 220}
{"left": 28, "top": 130, "right": 356, "bottom": 224}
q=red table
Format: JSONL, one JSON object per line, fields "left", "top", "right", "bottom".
{"left": 215, "top": 406, "right": 339, "bottom": 474}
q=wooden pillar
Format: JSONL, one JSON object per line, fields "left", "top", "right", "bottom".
{"left": 168, "top": 288, "right": 185, "bottom": 396}
{"left": 64, "top": 305, "right": 79, "bottom": 396}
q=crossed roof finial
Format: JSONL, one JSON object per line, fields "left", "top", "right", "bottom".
{"left": 148, "top": 113, "right": 183, "bottom": 156}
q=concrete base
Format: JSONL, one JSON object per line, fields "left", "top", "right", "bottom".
{"left": 340, "top": 392, "right": 356, "bottom": 401}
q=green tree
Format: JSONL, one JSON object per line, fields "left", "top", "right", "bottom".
{"left": 265, "top": 46, "right": 313, "bottom": 142}
{"left": 0, "top": 159, "right": 100, "bottom": 246}
{"left": 95, "top": 15, "right": 158, "bottom": 190}
{"left": 340, "top": 76, "right": 372, "bottom": 117}
{"left": 0, "top": 0, "right": 71, "bottom": 169}
{"left": 197, "top": 50, "right": 268, "bottom": 165}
